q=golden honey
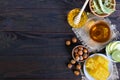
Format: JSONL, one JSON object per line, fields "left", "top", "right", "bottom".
{"left": 89, "top": 21, "right": 111, "bottom": 43}
{"left": 67, "top": 8, "right": 88, "bottom": 28}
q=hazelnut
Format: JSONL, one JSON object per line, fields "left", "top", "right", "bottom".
{"left": 71, "top": 59, "right": 76, "bottom": 64}
{"left": 75, "top": 56, "right": 80, "bottom": 61}
{"left": 78, "top": 46, "right": 83, "bottom": 51}
{"left": 76, "top": 64, "right": 81, "bottom": 70}
{"left": 68, "top": 63, "right": 73, "bottom": 69}
{"left": 74, "top": 48, "right": 78, "bottom": 53}
{"left": 79, "top": 56, "right": 83, "bottom": 61}
{"left": 74, "top": 53, "right": 79, "bottom": 57}
{"left": 83, "top": 49, "right": 88, "bottom": 53}
{"left": 66, "top": 40, "right": 71, "bottom": 46}
{"left": 78, "top": 51, "right": 83, "bottom": 56}
{"left": 74, "top": 70, "right": 80, "bottom": 76}
{"left": 83, "top": 53, "right": 88, "bottom": 59}
{"left": 72, "top": 37, "right": 77, "bottom": 43}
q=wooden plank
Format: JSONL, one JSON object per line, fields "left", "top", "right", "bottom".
{"left": 0, "top": 0, "right": 119, "bottom": 31}
{"left": 0, "top": 0, "right": 84, "bottom": 9}
{"left": 0, "top": 31, "right": 75, "bottom": 55}
{"left": 0, "top": 31, "right": 83, "bottom": 79}
{"left": 0, "top": 8, "right": 72, "bottom": 32}
{"left": 0, "top": 8, "right": 119, "bottom": 31}
{"left": 0, "top": 32, "right": 77, "bottom": 79}
{"left": 0, "top": 58, "right": 81, "bottom": 80}
{"left": 0, "top": 56, "right": 71, "bottom": 78}
{"left": 0, "top": 0, "right": 119, "bottom": 9}
{"left": 0, "top": 32, "right": 70, "bottom": 79}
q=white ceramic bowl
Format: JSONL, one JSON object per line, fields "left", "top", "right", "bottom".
{"left": 83, "top": 54, "right": 113, "bottom": 80}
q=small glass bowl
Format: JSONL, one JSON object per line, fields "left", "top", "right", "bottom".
{"left": 72, "top": 16, "right": 118, "bottom": 52}
{"left": 85, "top": 17, "right": 113, "bottom": 42}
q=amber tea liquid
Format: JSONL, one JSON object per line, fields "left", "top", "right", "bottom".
{"left": 89, "top": 21, "right": 111, "bottom": 43}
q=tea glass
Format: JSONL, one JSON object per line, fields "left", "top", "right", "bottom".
{"left": 72, "top": 17, "right": 118, "bottom": 52}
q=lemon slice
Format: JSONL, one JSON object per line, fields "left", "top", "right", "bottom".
{"left": 112, "top": 50, "right": 120, "bottom": 62}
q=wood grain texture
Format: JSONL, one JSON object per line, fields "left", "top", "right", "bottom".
{"left": 0, "top": 0, "right": 120, "bottom": 80}
{"left": 0, "top": 0, "right": 118, "bottom": 31}
{"left": 0, "top": 31, "right": 79, "bottom": 80}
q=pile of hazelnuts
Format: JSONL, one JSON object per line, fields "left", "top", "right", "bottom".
{"left": 68, "top": 59, "right": 81, "bottom": 76}
{"left": 66, "top": 37, "right": 89, "bottom": 76}
{"left": 72, "top": 45, "right": 89, "bottom": 62}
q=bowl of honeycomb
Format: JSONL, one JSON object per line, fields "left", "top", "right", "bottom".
{"left": 83, "top": 53, "right": 113, "bottom": 80}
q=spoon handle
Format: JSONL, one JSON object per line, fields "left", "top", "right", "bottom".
{"left": 78, "top": 0, "right": 89, "bottom": 17}
{"left": 74, "top": 0, "right": 89, "bottom": 25}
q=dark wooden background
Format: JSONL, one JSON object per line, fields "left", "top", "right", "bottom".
{"left": 0, "top": 0, "right": 120, "bottom": 80}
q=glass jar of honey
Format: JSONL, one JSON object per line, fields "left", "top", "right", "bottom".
{"left": 85, "top": 17, "right": 112, "bottom": 43}
{"left": 72, "top": 16, "right": 119, "bottom": 52}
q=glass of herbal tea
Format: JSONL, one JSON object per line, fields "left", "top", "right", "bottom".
{"left": 85, "top": 17, "right": 112, "bottom": 43}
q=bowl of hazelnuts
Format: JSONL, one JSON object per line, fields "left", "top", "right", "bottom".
{"left": 72, "top": 45, "right": 89, "bottom": 62}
